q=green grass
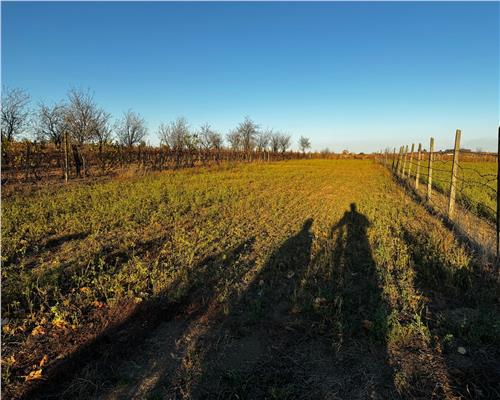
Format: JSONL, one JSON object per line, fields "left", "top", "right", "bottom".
{"left": 2, "top": 159, "right": 499, "bottom": 399}
{"left": 406, "top": 159, "right": 497, "bottom": 222}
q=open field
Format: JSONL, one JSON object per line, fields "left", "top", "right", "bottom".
{"left": 2, "top": 159, "right": 500, "bottom": 399}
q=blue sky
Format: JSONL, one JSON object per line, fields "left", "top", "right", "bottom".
{"left": 2, "top": 2, "right": 499, "bottom": 152}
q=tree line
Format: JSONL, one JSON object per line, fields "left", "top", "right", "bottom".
{"left": 1, "top": 86, "right": 312, "bottom": 154}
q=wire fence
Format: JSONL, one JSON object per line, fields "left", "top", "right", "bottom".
{"left": 378, "top": 128, "right": 499, "bottom": 263}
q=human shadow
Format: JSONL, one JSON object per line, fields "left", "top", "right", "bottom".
{"left": 20, "top": 238, "right": 257, "bottom": 400}
{"left": 143, "top": 219, "right": 316, "bottom": 399}
{"left": 147, "top": 212, "right": 397, "bottom": 399}
{"left": 328, "top": 203, "right": 388, "bottom": 346}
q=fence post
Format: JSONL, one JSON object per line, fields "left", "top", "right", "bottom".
{"left": 408, "top": 143, "right": 415, "bottom": 180}
{"left": 396, "top": 146, "right": 403, "bottom": 176}
{"left": 391, "top": 147, "right": 396, "bottom": 171}
{"left": 427, "top": 137, "right": 434, "bottom": 201}
{"left": 415, "top": 143, "right": 422, "bottom": 190}
{"left": 402, "top": 145, "right": 409, "bottom": 178}
{"left": 447, "top": 129, "right": 461, "bottom": 220}
{"left": 63, "top": 131, "right": 69, "bottom": 182}
{"left": 496, "top": 126, "right": 499, "bottom": 262}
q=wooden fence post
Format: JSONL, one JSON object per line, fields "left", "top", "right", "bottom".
{"left": 415, "top": 143, "right": 422, "bottom": 190}
{"left": 396, "top": 146, "right": 403, "bottom": 176}
{"left": 402, "top": 145, "right": 409, "bottom": 178}
{"left": 63, "top": 131, "right": 69, "bottom": 182}
{"left": 448, "top": 129, "right": 461, "bottom": 219}
{"left": 391, "top": 147, "right": 396, "bottom": 171}
{"left": 408, "top": 143, "right": 415, "bottom": 179}
{"left": 427, "top": 137, "right": 434, "bottom": 201}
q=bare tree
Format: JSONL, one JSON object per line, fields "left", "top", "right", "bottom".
{"left": 269, "top": 132, "right": 281, "bottom": 153}
{"left": 278, "top": 133, "right": 292, "bottom": 153}
{"left": 198, "top": 123, "right": 223, "bottom": 150}
{"left": 226, "top": 130, "right": 242, "bottom": 151}
{"left": 115, "top": 109, "right": 148, "bottom": 147}
{"left": 64, "top": 88, "right": 109, "bottom": 144}
{"left": 93, "top": 109, "right": 113, "bottom": 148}
{"left": 157, "top": 117, "right": 191, "bottom": 150}
{"left": 236, "top": 117, "right": 259, "bottom": 153}
{"left": 256, "top": 129, "right": 271, "bottom": 152}
{"left": 35, "top": 102, "right": 66, "bottom": 146}
{"left": 1, "top": 87, "right": 31, "bottom": 142}
{"left": 299, "top": 136, "right": 311, "bottom": 153}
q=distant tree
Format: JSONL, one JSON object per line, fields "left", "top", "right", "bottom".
{"left": 64, "top": 88, "right": 109, "bottom": 144}
{"left": 158, "top": 117, "right": 190, "bottom": 150}
{"left": 236, "top": 116, "right": 259, "bottom": 153}
{"left": 256, "top": 129, "right": 271, "bottom": 152}
{"left": 115, "top": 109, "right": 147, "bottom": 147}
{"left": 93, "top": 110, "right": 113, "bottom": 148}
{"left": 1, "top": 87, "right": 31, "bottom": 142}
{"left": 278, "top": 133, "right": 292, "bottom": 153}
{"left": 198, "top": 123, "right": 223, "bottom": 150}
{"left": 226, "top": 130, "right": 242, "bottom": 151}
{"left": 35, "top": 101, "right": 67, "bottom": 146}
{"left": 299, "top": 136, "right": 311, "bottom": 153}
{"left": 269, "top": 132, "right": 281, "bottom": 153}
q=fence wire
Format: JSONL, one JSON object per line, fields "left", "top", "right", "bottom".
{"left": 380, "top": 141, "right": 499, "bottom": 260}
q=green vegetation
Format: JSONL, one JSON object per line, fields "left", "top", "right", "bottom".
{"left": 410, "top": 159, "right": 497, "bottom": 222}
{"left": 2, "top": 160, "right": 499, "bottom": 399}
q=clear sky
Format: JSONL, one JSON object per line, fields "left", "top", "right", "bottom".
{"left": 2, "top": 1, "right": 499, "bottom": 152}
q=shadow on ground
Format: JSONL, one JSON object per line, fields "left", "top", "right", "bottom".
{"left": 25, "top": 205, "right": 399, "bottom": 400}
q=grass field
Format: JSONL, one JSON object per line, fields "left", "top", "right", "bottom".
{"left": 2, "top": 159, "right": 500, "bottom": 399}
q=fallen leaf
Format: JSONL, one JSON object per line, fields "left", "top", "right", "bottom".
{"left": 25, "top": 369, "right": 43, "bottom": 381}
{"left": 457, "top": 346, "right": 466, "bottom": 355}
{"left": 92, "top": 300, "right": 105, "bottom": 309}
{"left": 52, "top": 318, "right": 66, "bottom": 329}
{"left": 79, "top": 287, "right": 92, "bottom": 295}
{"left": 31, "top": 325, "right": 46, "bottom": 336}
{"left": 4, "top": 355, "right": 16, "bottom": 366}
{"left": 39, "top": 355, "right": 48, "bottom": 367}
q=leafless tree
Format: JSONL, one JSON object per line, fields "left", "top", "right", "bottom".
{"left": 256, "top": 129, "right": 271, "bottom": 152}
{"left": 1, "top": 87, "right": 31, "bottom": 142}
{"left": 299, "top": 136, "right": 311, "bottom": 153}
{"left": 35, "top": 101, "right": 67, "bottom": 146}
{"left": 198, "top": 123, "right": 223, "bottom": 150}
{"left": 158, "top": 117, "right": 191, "bottom": 150}
{"left": 236, "top": 117, "right": 259, "bottom": 153}
{"left": 278, "top": 133, "right": 292, "bottom": 153}
{"left": 64, "top": 88, "right": 109, "bottom": 144}
{"left": 93, "top": 110, "right": 113, "bottom": 148}
{"left": 115, "top": 109, "right": 148, "bottom": 147}
{"left": 269, "top": 132, "right": 281, "bottom": 153}
{"left": 226, "top": 130, "right": 242, "bottom": 151}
